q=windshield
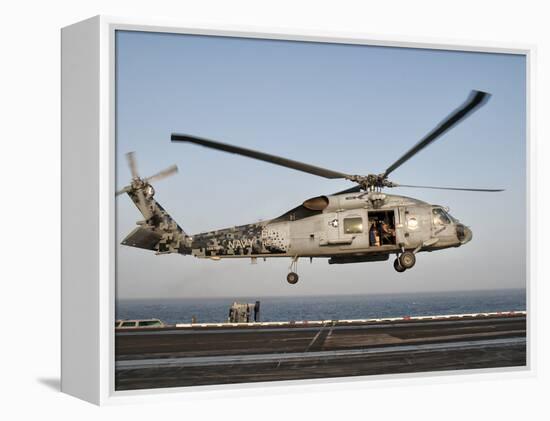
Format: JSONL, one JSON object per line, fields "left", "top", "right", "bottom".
{"left": 432, "top": 208, "right": 452, "bottom": 225}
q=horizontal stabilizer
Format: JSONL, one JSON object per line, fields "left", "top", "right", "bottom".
{"left": 121, "top": 227, "right": 162, "bottom": 251}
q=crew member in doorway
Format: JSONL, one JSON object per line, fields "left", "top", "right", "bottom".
{"left": 369, "top": 221, "right": 380, "bottom": 246}
{"left": 378, "top": 220, "right": 395, "bottom": 245}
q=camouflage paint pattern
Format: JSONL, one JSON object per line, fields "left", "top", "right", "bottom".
{"left": 186, "top": 222, "right": 290, "bottom": 257}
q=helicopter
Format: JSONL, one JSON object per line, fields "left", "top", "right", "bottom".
{"left": 117, "top": 90, "right": 503, "bottom": 284}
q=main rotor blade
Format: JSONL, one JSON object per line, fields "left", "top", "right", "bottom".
{"left": 382, "top": 90, "right": 491, "bottom": 178}
{"left": 144, "top": 164, "right": 178, "bottom": 184}
{"left": 126, "top": 152, "right": 139, "bottom": 179}
{"left": 171, "top": 133, "right": 350, "bottom": 179}
{"left": 393, "top": 183, "right": 504, "bottom": 192}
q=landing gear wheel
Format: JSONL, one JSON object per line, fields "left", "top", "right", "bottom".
{"left": 393, "top": 259, "right": 406, "bottom": 273}
{"left": 399, "top": 251, "right": 416, "bottom": 269}
{"left": 287, "top": 272, "right": 299, "bottom": 284}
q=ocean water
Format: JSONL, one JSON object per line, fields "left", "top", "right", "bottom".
{"left": 116, "top": 289, "right": 526, "bottom": 325}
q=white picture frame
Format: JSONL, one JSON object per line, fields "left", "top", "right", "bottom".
{"left": 61, "top": 15, "right": 534, "bottom": 405}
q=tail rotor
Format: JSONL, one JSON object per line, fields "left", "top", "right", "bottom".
{"left": 116, "top": 152, "right": 178, "bottom": 221}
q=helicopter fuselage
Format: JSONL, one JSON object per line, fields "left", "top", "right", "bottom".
{"left": 177, "top": 192, "right": 471, "bottom": 262}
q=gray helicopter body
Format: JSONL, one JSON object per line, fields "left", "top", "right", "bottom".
{"left": 118, "top": 90, "right": 496, "bottom": 282}
{"left": 189, "top": 192, "right": 472, "bottom": 260}
{"left": 122, "top": 189, "right": 470, "bottom": 263}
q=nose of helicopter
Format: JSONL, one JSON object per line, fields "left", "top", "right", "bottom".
{"left": 462, "top": 226, "right": 473, "bottom": 244}
{"left": 457, "top": 224, "right": 473, "bottom": 245}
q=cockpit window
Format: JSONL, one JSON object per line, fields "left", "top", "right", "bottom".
{"left": 433, "top": 208, "right": 451, "bottom": 225}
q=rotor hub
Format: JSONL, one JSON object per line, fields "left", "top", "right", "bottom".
{"left": 346, "top": 174, "right": 393, "bottom": 191}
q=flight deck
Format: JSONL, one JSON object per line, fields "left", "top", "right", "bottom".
{"left": 115, "top": 311, "right": 526, "bottom": 390}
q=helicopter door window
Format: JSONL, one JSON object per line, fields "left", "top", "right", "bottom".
{"left": 433, "top": 208, "right": 451, "bottom": 225}
{"left": 343, "top": 217, "right": 363, "bottom": 234}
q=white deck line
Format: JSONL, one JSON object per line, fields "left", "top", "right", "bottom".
{"left": 173, "top": 311, "right": 526, "bottom": 328}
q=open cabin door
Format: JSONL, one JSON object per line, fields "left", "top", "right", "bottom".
{"left": 366, "top": 209, "right": 398, "bottom": 248}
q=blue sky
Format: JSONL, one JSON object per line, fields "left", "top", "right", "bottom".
{"left": 115, "top": 30, "right": 526, "bottom": 299}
